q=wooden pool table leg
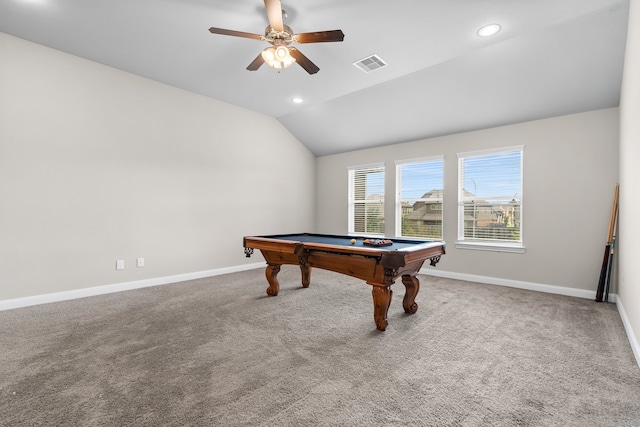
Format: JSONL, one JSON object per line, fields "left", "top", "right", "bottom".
{"left": 300, "top": 264, "right": 311, "bottom": 288}
{"left": 371, "top": 285, "right": 393, "bottom": 331}
{"left": 265, "top": 264, "right": 281, "bottom": 296}
{"left": 401, "top": 274, "right": 420, "bottom": 314}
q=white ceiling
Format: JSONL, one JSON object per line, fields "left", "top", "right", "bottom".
{"left": 0, "top": 0, "right": 629, "bottom": 156}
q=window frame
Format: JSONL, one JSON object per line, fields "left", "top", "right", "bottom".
{"left": 347, "top": 163, "right": 385, "bottom": 236}
{"left": 395, "top": 156, "right": 445, "bottom": 240}
{"left": 456, "top": 146, "right": 525, "bottom": 253}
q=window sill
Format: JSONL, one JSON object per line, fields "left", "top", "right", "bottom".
{"left": 455, "top": 241, "right": 526, "bottom": 254}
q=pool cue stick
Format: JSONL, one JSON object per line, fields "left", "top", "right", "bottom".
{"left": 596, "top": 184, "right": 618, "bottom": 302}
{"left": 604, "top": 203, "right": 619, "bottom": 302}
{"left": 595, "top": 246, "right": 609, "bottom": 302}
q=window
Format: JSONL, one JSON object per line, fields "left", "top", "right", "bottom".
{"left": 396, "top": 157, "right": 444, "bottom": 239}
{"left": 348, "top": 164, "right": 384, "bottom": 235}
{"left": 457, "top": 146, "right": 524, "bottom": 252}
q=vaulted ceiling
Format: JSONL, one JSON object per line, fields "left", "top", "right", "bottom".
{"left": 0, "top": 0, "right": 629, "bottom": 156}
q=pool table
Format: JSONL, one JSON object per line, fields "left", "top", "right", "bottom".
{"left": 243, "top": 233, "right": 446, "bottom": 331}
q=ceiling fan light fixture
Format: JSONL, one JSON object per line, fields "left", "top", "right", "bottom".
{"left": 261, "top": 47, "right": 275, "bottom": 62}
{"left": 275, "top": 45, "right": 289, "bottom": 60}
{"left": 261, "top": 46, "right": 296, "bottom": 70}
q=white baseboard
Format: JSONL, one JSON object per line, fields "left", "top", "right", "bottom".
{"left": 616, "top": 298, "right": 640, "bottom": 368}
{"left": 0, "top": 262, "right": 265, "bottom": 312}
{"left": 0, "top": 264, "right": 615, "bottom": 310}
{"left": 420, "top": 268, "right": 613, "bottom": 301}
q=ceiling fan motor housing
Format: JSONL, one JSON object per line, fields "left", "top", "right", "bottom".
{"left": 265, "top": 25, "right": 294, "bottom": 45}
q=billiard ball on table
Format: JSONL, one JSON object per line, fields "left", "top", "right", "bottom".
{"left": 350, "top": 239, "right": 356, "bottom": 245}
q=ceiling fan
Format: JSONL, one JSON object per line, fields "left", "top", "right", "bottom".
{"left": 208, "top": 0, "right": 345, "bottom": 74}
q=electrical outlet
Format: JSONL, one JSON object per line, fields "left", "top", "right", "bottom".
{"left": 137, "top": 257, "right": 144, "bottom": 268}
{"left": 116, "top": 260, "right": 125, "bottom": 270}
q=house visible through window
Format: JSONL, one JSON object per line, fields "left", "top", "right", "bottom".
{"left": 348, "top": 164, "right": 384, "bottom": 235}
{"left": 396, "top": 157, "right": 444, "bottom": 239}
{"left": 457, "top": 146, "right": 524, "bottom": 250}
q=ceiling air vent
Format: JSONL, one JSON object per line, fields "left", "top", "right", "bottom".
{"left": 353, "top": 54, "right": 387, "bottom": 73}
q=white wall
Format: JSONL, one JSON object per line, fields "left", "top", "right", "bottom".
{"left": 618, "top": 0, "right": 640, "bottom": 364}
{"left": 316, "top": 109, "right": 619, "bottom": 292}
{"left": 0, "top": 33, "right": 316, "bottom": 301}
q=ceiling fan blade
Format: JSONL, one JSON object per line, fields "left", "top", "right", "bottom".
{"left": 246, "top": 53, "right": 265, "bottom": 71}
{"left": 289, "top": 48, "right": 320, "bottom": 75}
{"left": 295, "top": 30, "right": 345, "bottom": 44}
{"left": 264, "top": 0, "right": 284, "bottom": 32}
{"left": 209, "top": 27, "right": 263, "bottom": 41}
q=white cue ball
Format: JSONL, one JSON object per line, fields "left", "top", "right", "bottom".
{"left": 350, "top": 239, "right": 356, "bottom": 245}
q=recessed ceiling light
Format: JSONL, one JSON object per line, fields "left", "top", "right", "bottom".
{"left": 291, "top": 97, "right": 304, "bottom": 104}
{"left": 477, "top": 24, "right": 501, "bottom": 37}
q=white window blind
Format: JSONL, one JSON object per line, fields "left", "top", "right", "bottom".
{"left": 396, "top": 157, "right": 444, "bottom": 239}
{"left": 457, "top": 146, "right": 523, "bottom": 247}
{"left": 348, "top": 164, "right": 385, "bottom": 235}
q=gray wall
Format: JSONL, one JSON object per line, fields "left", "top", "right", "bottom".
{"left": 316, "top": 108, "right": 619, "bottom": 291}
{"left": 0, "top": 33, "right": 316, "bottom": 300}
{"left": 619, "top": 0, "right": 640, "bottom": 362}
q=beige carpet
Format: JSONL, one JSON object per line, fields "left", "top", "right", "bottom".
{"left": 1, "top": 268, "right": 639, "bottom": 426}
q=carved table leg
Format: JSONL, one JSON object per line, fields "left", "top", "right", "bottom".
{"left": 300, "top": 264, "right": 312, "bottom": 288}
{"left": 401, "top": 274, "right": 420, "bottom": 314}
{"left": 298, "top": 256, "right": 311, "bottom": 288}
{"left": 265, "top": 264, "right": 281, "bottom": 296}
{"left": 371, "top": 285, "right": 393, "bottom": 331}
